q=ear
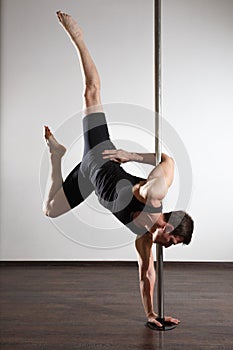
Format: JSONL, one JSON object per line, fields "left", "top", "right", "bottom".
{"left": 165, "top": 223, "right": 174, "bottom": 234}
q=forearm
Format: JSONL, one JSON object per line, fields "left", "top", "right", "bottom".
{"left": 102, "top": 150, "right": 170, "bottom": 165}
{"left": 130, "top": 152, "right": 171, "bottom": 166}
{"left": 130, "top": 153, "right": 157, "bottom": 165}
{"left": 139, "top": 274, "right": 156, "bottom": 317}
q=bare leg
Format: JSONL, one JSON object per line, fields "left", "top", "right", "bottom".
{"left": 44, "top": 12, "right": 102, "bottom": 218}
{"left": 43, "top": 126, "right": 71, "bottom": 217}
{"left": 56, "top": 11, "right": 103, "bottom": 114}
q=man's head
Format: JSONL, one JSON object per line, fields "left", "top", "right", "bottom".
{"left": 163, "top": 210, "right": 194, "bottom": 245}
{"left": 152, "top": 210, "right": 194, "bottom": 248}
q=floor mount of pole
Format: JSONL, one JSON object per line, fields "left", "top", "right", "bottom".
{"left": 146, "top": 318, "right": 177, "bottom": 331}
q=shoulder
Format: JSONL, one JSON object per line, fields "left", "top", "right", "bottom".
{"left": 143, "top": 177, "right": 168, "bottom": 203}
{"left": 146, "top": 155, "right": 175, "bottom": 195}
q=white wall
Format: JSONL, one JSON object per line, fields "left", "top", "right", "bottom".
{"left": 1, "top": 0, "right": 233, "bottom": 261}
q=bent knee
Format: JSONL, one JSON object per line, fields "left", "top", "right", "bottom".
{"left": 44, "top": 208, "right": 61, "bottom": 219}
{"left": 44, "top": 210, "right": 61, "bottom": 219}
{"left": 43, "top": 201, "right": 62, "bottom": 218}
{"left": 43, "top": 190, "right": 71, "bottom": 218}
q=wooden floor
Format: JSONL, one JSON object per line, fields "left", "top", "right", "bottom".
{"left": 0, "top": 262, "right": 232, "bottom": 350}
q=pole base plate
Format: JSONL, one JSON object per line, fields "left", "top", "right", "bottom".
{"left": 146, "top": 318, "right": 177, "bottom": 331}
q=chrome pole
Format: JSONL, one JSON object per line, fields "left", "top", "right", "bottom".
{"left": 154, "top": 0, "right": 164, "bottom": 321}
{"left": 150, "top": 0, "right": 177, "bottom": 331}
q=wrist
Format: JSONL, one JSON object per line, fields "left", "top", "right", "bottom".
{"left": 131, "top": 152, "right": 143, "bottom": 162}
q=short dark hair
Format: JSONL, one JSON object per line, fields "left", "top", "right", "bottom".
{"left": 163, "top": 211, "right": 194, "bottom": 245}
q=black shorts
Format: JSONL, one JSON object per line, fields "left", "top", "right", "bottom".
{"left": 62, "top": 112, "right": 116, "bottom": 208}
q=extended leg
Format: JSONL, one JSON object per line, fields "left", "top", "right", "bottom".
{"left": 56, "top": 11, "right": 103, "bottom": 114}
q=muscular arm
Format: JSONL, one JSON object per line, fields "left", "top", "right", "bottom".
{"left": 135, "top": 234, "right": 181, "bottom": 328}
{"left": 147, "top": 153, "right": 174, "bottom": 187}
{"left": 102, "top": 149, "right": 157, "bottom": 165}
{"left": 131, "top": 152, "right": 175, "bottom": 188}
{"left": 102, "top": 150, "right": 174, "bottom": 186}
{"left": 139, "top": 154, "right": 174, "bottom": 205}
{"left": 102, "top": 149, "right": 175, "bottom": 201}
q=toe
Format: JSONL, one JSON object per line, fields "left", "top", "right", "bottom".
{"left": 56, "top": 11, "right": 63, "bottom": 21}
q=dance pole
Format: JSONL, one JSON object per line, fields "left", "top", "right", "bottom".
{"left": 147, "top": 0, "right": 176, "bottom": 331}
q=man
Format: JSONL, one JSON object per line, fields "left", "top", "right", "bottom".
{"left": 43, "top": 11, "right": 194, "bottom": 329}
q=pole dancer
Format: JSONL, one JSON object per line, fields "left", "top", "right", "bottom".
{"left": 43, "top": 11, "right": 194, "bottom": 329}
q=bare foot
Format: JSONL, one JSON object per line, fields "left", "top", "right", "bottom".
{"left": 44, "top": 126, "right": 52, "bottom": 140}
{"left": 56, "top": 11, "right": 83, "bottom": 41}
{"left": 44, "top": 126, "right": 66, "bottom": 157}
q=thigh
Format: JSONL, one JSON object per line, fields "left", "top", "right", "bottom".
{"left": 82, "top": 112, "right": 115, "bottom": 156}
{"left": 62, "top": 162, "right": 94, "bottom": 209}
{"left": 81, "top": 112, "right": 116, "bottom": 179}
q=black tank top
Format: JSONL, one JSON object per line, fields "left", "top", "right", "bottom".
{"left": 93, "top": 162, "right": 162, "bottom": 235}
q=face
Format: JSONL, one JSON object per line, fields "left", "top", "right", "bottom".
{"left": 152, "top": 223, "right": 184, "bottom": 248}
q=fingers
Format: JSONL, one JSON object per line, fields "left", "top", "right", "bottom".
{"left": 105, "top": 158, "right": 120, "bottom": 163}
{"left": 165, "top": 316, "right": 180, "bottom": 324}
{"left": 148, "top": 317, "right": 180, "bottom": 329}
{"left": 148, "top": 316, "right": 163, "bottom": 328}
{"left": 102, "top": 150, "right": 118, "bottom": 155}
{"left": 148, "top": 319, "right": 163, "bottom": 328}
{"left": 102, "top": 155, "right": 114, "bottom": 159}
{"left": 155, "top": 320, "right": 163, "bottom": 328}
{"left": 102, "top": 149, "right": 128, "bottom": 163}
{"left": 102, "top": 150, "right": 119, "bottom": 160}
{"left": 102, "top": 155, "right": 117, "bottom": 160}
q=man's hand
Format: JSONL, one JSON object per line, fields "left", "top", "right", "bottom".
{"left": 102, "top": 149, "right": 133, "bottom": 163}
{"left": 148, "top": 312, "right": 180, "bottom": 328}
